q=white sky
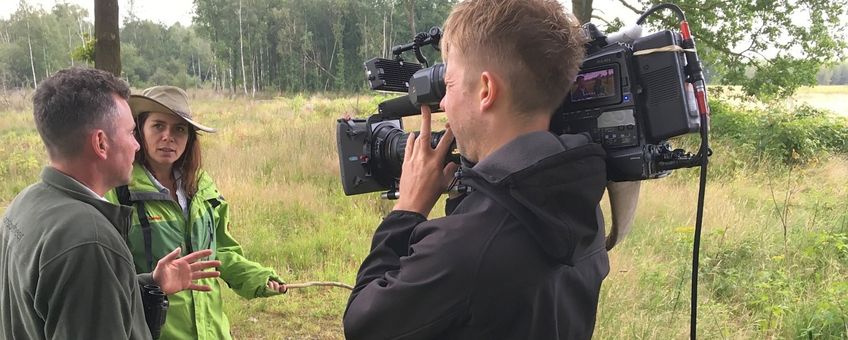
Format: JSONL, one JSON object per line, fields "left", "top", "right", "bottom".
{"left": 0, "top": 0, "right": 196, "bottom": 26}
{"left": 0, "top": 0, "right": 642, "bottom": 28}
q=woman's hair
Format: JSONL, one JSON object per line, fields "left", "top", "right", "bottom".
{"left": 134, "top": 112, "right": 202, "bottom": 197}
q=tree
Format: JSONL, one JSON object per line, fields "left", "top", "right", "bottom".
{"left": 572, "top": 0, "right": 848, "bottom": 98}
{"left": 94, "top": 0, "right": 121, "bottom": 75}
{"left": 572, "top": 0, "right": 593, "bottom": 24}
{"left": 816, "top": 66, "right": 833, "bottom": 85}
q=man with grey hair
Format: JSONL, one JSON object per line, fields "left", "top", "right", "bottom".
{"left": 1, "top": 67, "right": 221, "bottom": 339}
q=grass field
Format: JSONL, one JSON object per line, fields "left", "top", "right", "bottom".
{"left": 793, "top": 85, "right": 848, "bottom": 117}
{"left": 1, "top": 89, "right": 846, "bottom": 339}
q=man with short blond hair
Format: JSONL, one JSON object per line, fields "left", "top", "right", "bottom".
{"left": 344, "top": 0, "right": 610, "bottom": 339}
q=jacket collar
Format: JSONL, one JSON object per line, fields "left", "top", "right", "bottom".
{"left": 127, "top": 163, "right": 220, "bottom": 202}
{"left": 41, "top": 166, "right": 134, "bottom": 239}
{"left": 470, "top": 131, "right": 593, "bottom": 184}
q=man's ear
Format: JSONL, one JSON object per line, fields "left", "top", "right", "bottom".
{"left": 92, "top": 130, "right": 109, "bottom": 160}
{"left": 479, "top": 71, "right": 498, "bottom": 112}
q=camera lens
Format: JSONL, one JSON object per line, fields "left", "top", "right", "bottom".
{"left": 371, "top": 125, "right": 457, "bottom": 185}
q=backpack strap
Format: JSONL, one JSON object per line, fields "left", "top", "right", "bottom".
{"left": 116, "top": 185, "right": 156, "bottom": 272}
{"left": 116, "top": 185, "right": 132, "bottom": 206}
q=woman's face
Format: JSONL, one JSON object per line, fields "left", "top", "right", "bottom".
{"left": 141, "top": 112, "right": 191, "bottom": 169}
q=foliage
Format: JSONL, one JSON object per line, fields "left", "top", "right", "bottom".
{"left": 581, "top": 0, "right": 848, "bottom": 99}
{"left": 191, "top": 0, "right": 455, "bottom": 93}
{"left": 70, "top": 33, "right": 95, "bottom": 63}
{"left": 817, "top": 61, "right": 848, "bottom": 85}
{"left": 710, "top": 99, "right": 848, "bottom": 165}
{"left": 0, "top": 3, "right": 93, "bottom": 88}
{"left": 0, "top": 0, "right": 456, "bottom": 93}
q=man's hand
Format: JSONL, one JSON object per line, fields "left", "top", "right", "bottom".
{"left": 392, "top": 105, "right": 459, "bottom": 217}
{"left": 267, "top": 280, "right": 287, "bottom": 294}
{"left": 152, "top": 248, "right": 222, "bottom": 295}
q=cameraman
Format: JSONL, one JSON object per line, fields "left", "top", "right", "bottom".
{"left": 343, "top": 0, "right": 632, "bottom": 339}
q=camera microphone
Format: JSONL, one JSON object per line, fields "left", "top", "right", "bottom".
{"left": 606, "top": 24, "right": 643, "bottom": 44}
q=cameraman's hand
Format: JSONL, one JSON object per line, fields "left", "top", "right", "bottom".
{"left": 152, "top": 248, "right": 221, "bottom": 295}
{"left": 393, "top": 105, "right": 458, "bottom": 217}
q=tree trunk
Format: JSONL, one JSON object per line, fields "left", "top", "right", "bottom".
{"left": 572, "top": 0, "right": 594, "bottom": 24}
{"left": 94, "top": 0, "right": 121, "bottom": 76}
{"left": 67, "top": 27, "right": 74, "bottom": 66}
{"left": 408, "top": 0, "right": 416, "bottom": 34}
{"left": 238, "top": 0, "right": 248, "bottom": 96}
{"left": 26, "top": 20, "right": 37, "bottom": 89}
{"left": 382, "top": 10, "right": 388, "bottom": 58}
{"left": 251, "top": 54, "right": 256, "bottom": 97}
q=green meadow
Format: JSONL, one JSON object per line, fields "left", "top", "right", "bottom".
{"left": 1, "top": 89, "right": 846, "bottom": 339}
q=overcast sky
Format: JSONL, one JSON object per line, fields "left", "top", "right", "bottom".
{"left": 0, "top": 0, "right": 641, "bottom": 28}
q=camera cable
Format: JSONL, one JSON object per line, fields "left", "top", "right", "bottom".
{"left": 639, "top": 3, "right": 710, "bottom": 339}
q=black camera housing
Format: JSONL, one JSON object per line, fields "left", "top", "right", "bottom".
{"left": 337, "top": 115, "right": 404, "bottom": 195}
{"left": 551, "top": 29, "right": 700, "bottom": 181}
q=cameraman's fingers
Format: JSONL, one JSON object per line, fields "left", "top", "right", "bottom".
{"left": 192, "top": 270, "right": 221, "bottom": 280}
{"left": 190, "top": 260, "right": 221, "bottom": 271}
{"left": 435, "top": 125, "right": 454, "bottom": 156}
{"left": 443, "top": 161, "right": 460, "bottom": 189}
{"left": 404, "top": 131, "right": 416, "bottom": 162}
{"left": 419, "top": 105, "right": 432, "bottom": 146}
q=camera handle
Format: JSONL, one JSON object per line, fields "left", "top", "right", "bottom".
{"left": 391, "top": 27, "right": 443, "bottom": 67}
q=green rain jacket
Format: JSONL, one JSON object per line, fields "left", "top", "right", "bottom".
{"left": 106, "top": 164, "right": 284, "bottom": 340}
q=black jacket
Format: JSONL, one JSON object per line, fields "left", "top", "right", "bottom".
{"left": 344, "top": 131, "right": 610, "bottom": 340}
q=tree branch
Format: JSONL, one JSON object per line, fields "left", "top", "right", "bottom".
{"left": 615, "top": 0, "right": 642, "bottom": 15}
{"left": 591, "top": 15, "right": 611, "bottom": 25}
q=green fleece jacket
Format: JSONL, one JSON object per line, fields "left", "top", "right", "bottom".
{"left": 105, "top": 164, "right": 284, "bottom": 340}
{"left": 0, "top": 167, "right": 153, "bottom": 340}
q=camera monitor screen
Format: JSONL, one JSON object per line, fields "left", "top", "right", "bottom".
{"left": 570, "top": 68, "right": 616, "bottom": 103}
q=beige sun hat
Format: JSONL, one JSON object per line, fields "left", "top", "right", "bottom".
{"left": 128, "top": 85, "right": 216, "bottom": 133}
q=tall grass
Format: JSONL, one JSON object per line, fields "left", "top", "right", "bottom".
{"left": 1, "top": 90, "right": 846, "bottom": 339}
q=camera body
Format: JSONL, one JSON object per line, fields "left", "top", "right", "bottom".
{"left": 337, "top": 25, "right": 703, "bottom": 195}
{"left": 551, "top": 29, "right": 700, "bottom": 181}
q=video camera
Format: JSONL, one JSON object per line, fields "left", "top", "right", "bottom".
{"left": 336, "top": 14, "right": 709, "bottom": 196}
{"left": 336, "top": 27, "right": 455, "bottom": 198}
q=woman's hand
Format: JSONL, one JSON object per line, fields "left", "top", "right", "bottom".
{"left": 267, "top": 279, "right": 287, "bottom": 293}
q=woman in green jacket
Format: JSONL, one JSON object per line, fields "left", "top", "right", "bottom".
{"left": 106, "top": 85, "right": 286, "bottom": 340}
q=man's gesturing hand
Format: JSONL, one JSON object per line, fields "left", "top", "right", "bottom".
{"left": 152, "top": 248, "right": 222, "bottom": 295}
{"left": 392, "top": 105, "right": 459, "bottom": 217}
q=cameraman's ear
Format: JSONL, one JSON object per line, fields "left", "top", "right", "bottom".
{"left": 479, "top": 71, "right": 498, "bottom": 111}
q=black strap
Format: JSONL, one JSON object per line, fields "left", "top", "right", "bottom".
{"left": 134, "top": 201, "right": 155, "bottom": 272}
{"left": 116, "top": 185, "right": 132, "bottom": 206}
{"left": 117, "top": 185, "right": 156, "bottom": 272}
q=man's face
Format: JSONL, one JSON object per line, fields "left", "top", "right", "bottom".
{"left": 440, "top": 52, "right": 480, "bottom": 161}
{"left": 105, "top": 96, "right": 140, "bottom": 186}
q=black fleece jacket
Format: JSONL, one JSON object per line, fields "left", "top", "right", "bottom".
{"left": 344, "top": 131, "right": 610, "bottom": 340}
